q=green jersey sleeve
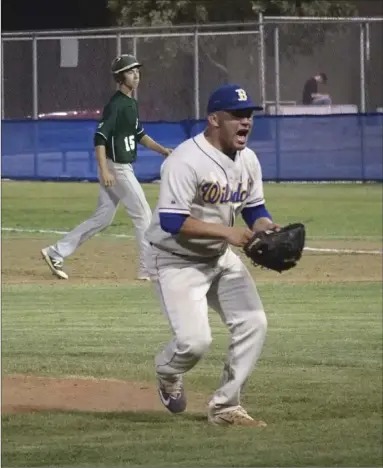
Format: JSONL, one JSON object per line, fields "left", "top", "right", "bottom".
{"left": 137, "top": 119, "right": 145, "bottom": 141}
{"left": 94, "top": 102, "right": 118, "bottom": 143}
{"left": 136, "top": 102, "right": 145, "bottom": 142}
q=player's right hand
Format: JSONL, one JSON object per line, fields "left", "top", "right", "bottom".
{"left": 225, "top": 227, "right": 254, "bottom": 247}
{"left": 100, "top": 169, "right": 116, "bottom": 187}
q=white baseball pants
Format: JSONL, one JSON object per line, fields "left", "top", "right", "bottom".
{"left": 146, "top": 245, "right": 268, "bottom": 409}
{"left": 47, "top": 160, "right": 152, "bottom": 275}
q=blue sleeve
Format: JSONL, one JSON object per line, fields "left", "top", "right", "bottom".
{"left": 159, "top": 213, "right": 189, "bottom": 234}
{"left": 241, "top": 204, "right": 272, "bottom": 229}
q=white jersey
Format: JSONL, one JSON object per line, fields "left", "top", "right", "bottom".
{"left": 145, "top": 132, "right": 265, "bottom": 258}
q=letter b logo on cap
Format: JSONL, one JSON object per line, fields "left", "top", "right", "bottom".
{"left": 235, "top": 88, "right": 248, "bottom": 101}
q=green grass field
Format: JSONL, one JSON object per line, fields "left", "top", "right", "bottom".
{"left": 2, "top": 181, "right": 383, "bottom": 467}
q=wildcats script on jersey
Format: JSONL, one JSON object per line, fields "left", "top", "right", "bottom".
{"left": 145, "top": 132, "right": 265, "bottom": 258}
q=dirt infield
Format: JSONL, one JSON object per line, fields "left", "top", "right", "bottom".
{"left": 2, "top": 237, "right": 382, "bottom": 285}
{"left": 2, "top": 236, "right": 382, "bottom": 415}
{"left": 2, "top": 375, "right": 206, "bottom": 414}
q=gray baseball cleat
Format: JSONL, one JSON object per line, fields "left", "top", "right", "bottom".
{"left": 157, "top": 374, "right": 186, "bottom": 414}
{"left": 208, "top": 405, "right": 267, "bottom": 427}
{"left": 41, "top": 248, "right": 69, "bottom": 280}
{"left": 136, "top": 274, "right": 151, "bottom": 281}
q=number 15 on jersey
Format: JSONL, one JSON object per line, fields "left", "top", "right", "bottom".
{"left": 124, "top": 135, "right": 136, "bottom": 151}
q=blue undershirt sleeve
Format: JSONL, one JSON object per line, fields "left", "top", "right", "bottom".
{"left": 159, "top": 212, "right": 189, "bottom": 234}
{"left": 241, "top": 204, "right": 272, "bottom": 229}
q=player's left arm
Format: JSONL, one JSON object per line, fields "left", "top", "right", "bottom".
{"left": 139, "top": 134, "right": 172, "bottom": 157}
{"left": 134, "top": 109, "right": 172, "bottom": 157}
{"left": 136, "top": 117, "right": 172, "bottom": 157}
{"left": 241, "top": 154, "right": 280, "bottom": 233}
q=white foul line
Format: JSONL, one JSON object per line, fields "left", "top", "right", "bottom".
{"left": 1, "top": 226, "right": 135, "bottom": 240}
{"left": 304, "top": 246, "right": 382, "bottom": 255}
{"left": 1, "top": 227, "right": 382, "bottom": 255}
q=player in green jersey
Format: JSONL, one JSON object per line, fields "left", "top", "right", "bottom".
{"left": 41, "top": 54, "right": 171, "bottom": 281}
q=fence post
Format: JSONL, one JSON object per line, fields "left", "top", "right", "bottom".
{"left": 359, "top": 22, "right": 367, "bottom": 182}
{"left": 258, "top": 13, "right": 266, "bottom": 110}
{"left": 1, "top": 39, "right": 4, "bottom": 119}
{"left": 32, "top": 36, "right": 39, "bottom": 178}
{"left": 194, "top": 28, "right": 200, "bottom": 120}
{"left": 274, "top": 25, "right": 280, "bottom": 114}
{"left": 114, "top": 33, "right": 121, "bottom": 92}
{"left": 274, "top": 25, "right": 281, "bottom": 182}
{"left": 359, "top": 22, "right": 366, "bottom": 113}
{"left": 365, "top": 22, "right": 371, "bottom": 111}
{"left": 116, "top": 32, "right": 121, "bottom": 56}
{"left": 32, "top": 35, "right": 38, "bottom": 119}
{"left": 132, "top": 35, "right": 138, "bottom": 100}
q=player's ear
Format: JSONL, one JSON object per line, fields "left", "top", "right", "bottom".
{"left": 208, "top": 113, "right": 220, "bottom": 128}
{"left": 114, "top": 73, "right": 123, "bottom": 84}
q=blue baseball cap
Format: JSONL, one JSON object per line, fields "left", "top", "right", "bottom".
{"left": 207, "top": 84, "right": 263, "bottom": 114}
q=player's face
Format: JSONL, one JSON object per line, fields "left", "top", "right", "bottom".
{"left": 122, "top": 67, "right": 140, "bottom": 89}
{"left": 218, "top": 109, "right": 254, "bottom": 152}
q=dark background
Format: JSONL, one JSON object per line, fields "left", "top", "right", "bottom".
{"left": 2, "top": 0, "right": 111, "bottom": 31}
{"left": 2, "top": 0, "right": 382, "bottom": 119}
{"left": 2, "top": 0, "right": 382, "bottom": 32}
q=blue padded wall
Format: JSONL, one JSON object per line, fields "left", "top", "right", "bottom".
{"left": 2, "top": 114, "right": 382, "bottom": 182}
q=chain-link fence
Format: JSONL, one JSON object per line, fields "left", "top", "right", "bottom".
{"left": 261, "top": 16, "right": 383, "bottom": 114}
{"left": 365, "top": 21, "right": 383, "bottom": 110}
{"left": 2, "top": 39, "right": 34, "bottom": 119}
{"left": 264, "top": 22, "right": 361, "bottom": 107}
{"left": 134, "top": 34, "right": 195, "bottom": 120}
{"left": 1, "top": 17, "right": 382, "bottom": 120}
{"left": 37, "top": 37, "right": 117, "bottom": 116}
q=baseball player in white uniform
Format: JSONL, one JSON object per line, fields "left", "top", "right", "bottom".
{"left": 145, "top": 84, "right": 280, "bottom": 426}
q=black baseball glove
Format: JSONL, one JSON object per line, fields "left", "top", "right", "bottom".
{"left": 243, "top": 223, "right": 306, "bottom": 273}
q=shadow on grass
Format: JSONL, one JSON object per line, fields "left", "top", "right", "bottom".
{"left": 4, "top": 408, "right": 207, "bottom": 424}
{"left": 87, "top": 410, "right": 207, "bottom": 423}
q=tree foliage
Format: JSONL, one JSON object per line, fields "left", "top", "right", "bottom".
{"left": 108, "top": 0, "right": 358, "bottom": 27}
{"left": 107, "top": 0, "right": 359, "bottom": 86}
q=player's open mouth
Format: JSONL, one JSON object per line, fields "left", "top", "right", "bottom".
{"left": 236, "top": 129, "right": 249, "bottom": 144}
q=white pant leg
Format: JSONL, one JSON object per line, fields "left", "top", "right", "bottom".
{"left": 146, "top": 246, "right": 215, "bottom": 377}
{"left": 49, "top": 183, "right": 119, "bottom": 260}
{"left": 111, "top": 162, "right": 152, "bottom": 275}
{"left": 207, "top": 249, "right": 267, "bottom": 409}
